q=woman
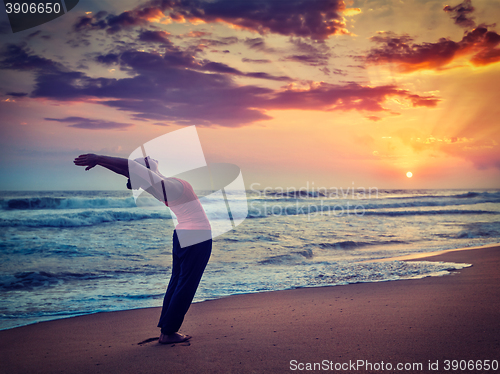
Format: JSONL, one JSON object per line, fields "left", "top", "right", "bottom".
{"left": 74, "top": 153, "right": 212, "bottom": 344}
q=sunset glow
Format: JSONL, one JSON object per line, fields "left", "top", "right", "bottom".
{"left": 0, "top": 0, "right": 499, "bottom": 190}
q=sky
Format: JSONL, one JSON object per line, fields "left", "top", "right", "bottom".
{"left": 0, "top": 0, "right": 499, "bottom": 190}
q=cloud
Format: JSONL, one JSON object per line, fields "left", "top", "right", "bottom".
{"left": 166, "top": 0, "right": 351, "bottom": 39}
{"left": 0, "top": 45, "right": 440, "bottom": 127}
{"left": 6, "top": 92, "right": 28, "bottom": 97}
{"left": 409, "top": 135, "right": 500, "bottom": 170}
{"left": 365, "top": 27, "right": 500, "bottom": 72}
{"left": 72, "top": 0, "right": 352, "bottom": 40}
{"left": 138, "top": 30, "right": 172, "bottom": 44}
{"left": 44, "top": 117, "right": 134, "bottom": 130}
{"left": 443, "top": 0, "right": 476, "bottom": 29}
{"left": 243, "top": 38, "right": 276, "bottom": 53}
{"left": 282, "top": 38, "right": 332, "bottom": 66}
{"left": 96, "top": 53, "right": 120, "bottom": 65}
{"left": 185, "top": 31, "right": 211, "bottom": 38}
{"left": 73, "top": 11, "right": 109, "bottom": 32}
{"left": 27, "top": 30, "right": 42, "bottom": 38}
{"left": 93, "top": 39, "right": 289, "bottom": 81}
{"left": 0, "top": 43, "right": 63, "bottom": 73}
{"left": 74, "top": 7, "right": 165, "bottom": 34}
{"left": 331, "top": 68, "right": 346, "bottom": 75}
{"left": 242, "top": 58, "right": 272, "bottom": 64}
{"left": 196, "top": 36, "right": 239, "bottom": 47}
{"left": 266, "top": 82, "right": 440, "bottom": 112}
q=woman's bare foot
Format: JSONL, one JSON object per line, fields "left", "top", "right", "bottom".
{"left": 158, "top": 332, "right": 192, "bottom": 344}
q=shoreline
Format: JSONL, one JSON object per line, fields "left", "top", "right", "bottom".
{"left": 361, "top": 242, "right": 500, "bottom": 262}
{"left": 1, "top": 243, "right": 499, "bottom": 373}
{"left": 1, "top": 242, "right": 496, "bottom": 333}
{"left": 0, "top": 242, "right": 497, "bottom": 333}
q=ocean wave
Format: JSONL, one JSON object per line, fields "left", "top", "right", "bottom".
{"left": 248, "top": 192, "right": 500, "bottom": 212}
{"left": 247, "top": 203, "right": 499, "bottom": 218}
{"left": 317, "top": 240, "right": 406, "bottom": 250}
{"left": 253, "top": 190, "right": 500, "bottom": 202}
{"left": 0, "top": 210, "right": 170, "bottom": 228}
{"left": 0, "top": 196, "right": 137, "bottom": 210}
{"left": 362, "top": 209, "right": 499, "bottom": 217}
{"left": 301, "top": 261, "right": 473, "bottom": 286}
{"left": 259, "top": 249, "right": 314, "bottom": 265}
{"left": 377, "top": 191, "right": 500, "bottom": 206}
{"left": 0, "top": 271, "right": 101, "bottom": 291}
{"left": 0, "top": 268, "right": 165, "bottom": 291}
{"left": 263, "top": 190, "right": 327, "bottom": 198}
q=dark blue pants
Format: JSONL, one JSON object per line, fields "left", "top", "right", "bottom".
{"left": 157, "top": 230, "right": 212, "bottom": 335}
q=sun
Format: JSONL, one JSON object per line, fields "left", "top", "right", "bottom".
{"left": 406, "top": 171, "right": 413, "bottom": 178}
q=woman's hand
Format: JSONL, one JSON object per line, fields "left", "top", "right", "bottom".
{"left": 74, "top": 154, "right": 99, "bottom": 171}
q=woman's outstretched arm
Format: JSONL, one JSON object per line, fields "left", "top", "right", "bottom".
{"left": 74, "top": 153, "right": 183, "bottom": 200}
{"left": 74, "top": 154, "right": 130, "bottom": 178}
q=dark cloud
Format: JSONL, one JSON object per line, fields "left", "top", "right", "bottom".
{"left": 319, "top": 67, "right": 346, "bottom": 75}
{"left": 118, "top": 44, "right": 291, "bottom": 81}
{"left": 242, "top": 58, "right": 272, "bottom": 64}
{"left": 91, "top": 36, "right": 287, "bottom": 80}
{"left": 283, "top": 54, "right": 327, "bottom": 65}
{"left": 365, "top": 27, "right": 500, "bottom": 72}
{"left": 73, "top": 11, "right": 108, "bottom": 32}
{"left": 290, "top": 37, "right": 331, "bottom": 55}
{"left": 6, "top": 92, "right": 28, "bottom": 97}
{"left": 44, "top": 117, "right": 134, "bottom": 130}
{"left": 25, "top": 30, "right": 52, "bottom": 40}
{"left": 201, "top": 61, "right": 242, "bottom": 74}
{"left": 347, "top": 64, "right": 366, "bottom": 69}
{"left": 0, "top": 45, "right": 274, "bottom": 126}
{"left": 0, "top": 45, "right": 440, "bottom": 127}
{"left": 75, "top": 0, "right": 350, "bottom": 39}
{"left": 0, "top": 44, "right": 63, "bottom": 73}
{"left": 331, "top": 68, "right": 346, "bottom": 75}
{"left": 282, "top": 38, "right": 331, "bottom": 66}
{"left": 27, "top": 30, "right": 42, "bottom": 38}
{"left": 243, "top": 72, "right": 290, "bottom": 81}
{"left": 319, "top": 67, "right": 330, "bottom": 75}
{"left": 138, "top": 30, "right": 172, "bottom": 44}
{"left": 196, "top": 36, "right": 239, "bottom": 47}
{"left": 185, "top": 31, "right": 212, "bottom": 38}
{"left": 106, "top": 10, "right": 156, "bottom": 34}
{"left": 167, "top": 0, "right": 349, "bottom": 40}
{"left": 73, "top": 0, "right": 353, "bottom": 39}
{"left": 74, "top": 7, "right": 165, "bottom": 34}
{"left": 243, "top": 38, "right": 276, "bottom": 53}
{"left": 443, "top": 0, "right": 476, "bottom": 29}
{"left": 96, "top": 53, "right": 120, "bottom": 65}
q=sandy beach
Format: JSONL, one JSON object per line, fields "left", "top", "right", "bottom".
{"left": 1, "top": 244, "right": 499, "bottom": 374}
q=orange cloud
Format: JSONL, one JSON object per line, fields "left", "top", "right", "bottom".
{"left": 365, "top": 27, "right": 500, "bottom": 72}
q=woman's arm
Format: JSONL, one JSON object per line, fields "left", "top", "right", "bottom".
{"left": 74, "top": 154, "right": 130, "bottom": 178}
{"left": 74, "top": 153, "right": 183, "bottom": 201}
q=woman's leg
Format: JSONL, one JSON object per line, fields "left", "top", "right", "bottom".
{"left": 158, "top": 232, "right": 212, "bottom": 335}
{"left": 157, "top": 232, "right": 181, "bottom": 327}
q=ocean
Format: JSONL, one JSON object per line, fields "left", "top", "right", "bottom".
{"left": 1, "top": 188, "right": 499, "bottom": 330}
